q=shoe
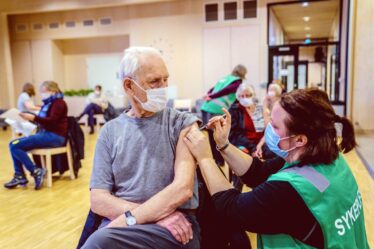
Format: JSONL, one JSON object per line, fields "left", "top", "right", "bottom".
{"left": 4, "top": 174, "right": 28, "bottom": 189}
{"left": 33, "top": 168, "right": 47, "bottom": 190}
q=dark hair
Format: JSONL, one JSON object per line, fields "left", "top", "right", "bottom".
{"left": 22, "top": 82, "right": 35, "bottom": 96}
{"left": 231, "top": 64, "right": 247, "bottom": 79}
{"left": 279, "top": 88, "right": 356, "bottom": 165}
{"left": 95, "top": 85, "right": 102, "bottom": 91}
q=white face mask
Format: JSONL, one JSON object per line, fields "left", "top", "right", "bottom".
{"left": 268, "top": 91, "right": 276, "bottom": 97}
{"left": 130, "top": 79, "right": 168, "bottom": 113}
{"left": 41, "top": 92, "right": 51, "bottom": 100}
{"left": 239, "top": 97, "right": 254, "bottom": 107}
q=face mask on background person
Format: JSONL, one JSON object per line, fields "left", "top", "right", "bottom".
{"left": 265, "top": 123, "right": 297, "bottom": 158}
{"left": 268, "top": 91, "right": 276, "bottom": 97}
{"left": 94, "top": 90, "right": 101, "bottom": 96}
{"left": 238, "top": 97, "right": 254, "bottom": 107}
{"left": 41, "top": 92, "right": 52, "bottom": 100}
{"left": 130, "top": 79, "right": 168, "bottom": 113}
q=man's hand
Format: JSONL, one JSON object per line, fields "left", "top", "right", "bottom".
{"left": 107, "top": 214, "right": 127, "bottom": 228}
{"left": 19, "top": 112, "right": 35, "bottom": 121}
{"left": 157, "top": 211, "right": 193, "bottom": 245}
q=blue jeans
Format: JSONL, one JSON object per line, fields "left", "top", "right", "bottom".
{"left": 81, "top": 103, "right": 103, "bottom": 129}
{"left": 9, "top": 131, "right": 66, "bottom": 176}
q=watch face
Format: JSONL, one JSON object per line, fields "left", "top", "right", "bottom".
{"left": 127, "top": 216, "right": 136, "bottom": 226}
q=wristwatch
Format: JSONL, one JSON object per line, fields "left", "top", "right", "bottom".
{"left": 124, "top": 211, "right": 137, "bottom": 226}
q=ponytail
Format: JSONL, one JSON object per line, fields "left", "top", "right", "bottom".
{"left": 336, "top": 115, "right": 357, "bottom": 153}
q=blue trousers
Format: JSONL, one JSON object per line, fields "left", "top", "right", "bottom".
{"left": 9, "top": 131, "right": 65, "bottom": 176}
{"left": 81, "top": 103, "right": 103, "bottom": 129}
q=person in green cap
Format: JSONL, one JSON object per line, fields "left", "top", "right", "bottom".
{"left": 201, "top": 64, "right": 247, "bottom": 124}
{"left": 184, "top": 88, "right": 369, "bottom": 249}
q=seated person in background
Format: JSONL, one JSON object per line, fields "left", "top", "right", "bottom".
{"left": 76, "top": 85, "right": 108, "bottom": 134}
{"left": 229, "top": 83, "right": 263, "bottom": 155}
{"left": 254, "top": 82, "right": 283, "bottom": 159}
{"left": 4, "top": 81, "right": 68, "bottom": 190}
{"left": 82, "top": 47, "right": 200, "bottom": 249}
{"left": 17, "top": 82, "right": 40, "bottom": 113}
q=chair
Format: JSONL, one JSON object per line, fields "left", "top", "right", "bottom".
{"left": 174, "top": 99, "right": 192, "bottom": 112}
{"left": 28, "top": 141, "right": 75, "bottom": 187}
{"left": 85, "top": 114, "right": 105, "bottom": 133}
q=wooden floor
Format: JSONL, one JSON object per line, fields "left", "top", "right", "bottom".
{"left": 0, "top": 128, "right": 373, "bottom": 249}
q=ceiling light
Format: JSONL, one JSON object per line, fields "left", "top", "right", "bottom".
{"left": 304, "top": 26, "right": 311, "bottom": 30}
{"left": 303, "top": 16, "right": 310, "bottom": 22}
{"left": 306, "top": 34, "right": 311, "bottom": 38}
{"left": 302, "top": 2, "right": 309, "bottom": 7}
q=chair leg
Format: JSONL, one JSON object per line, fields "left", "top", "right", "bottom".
{"left": 66, "top": 144, "right": 75, "bottom": 180}
{"left": 46, "top": 154, "right": 52, "bottom": 187}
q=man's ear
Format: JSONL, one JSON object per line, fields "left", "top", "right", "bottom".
{"left": 123, "top": 78, "right": 134, "bottom": 96}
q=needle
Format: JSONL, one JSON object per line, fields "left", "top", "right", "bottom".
{"left": 199, "top": 114, "right": 226, "bottom": 131}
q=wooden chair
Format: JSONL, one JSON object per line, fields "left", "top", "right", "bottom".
{"left": 85, "top": 114, "right": 105, "bottom": 133}
{"left": 28, "top": 141, "right": 75, "bottom": 187}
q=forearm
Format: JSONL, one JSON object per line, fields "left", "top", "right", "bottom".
{"left": 90, "top": 189, "right": 139, "bottom": 220}
{"left": 219, "top": 143, "right": 253, "bottom": 176}
{"left": 132, "top": 179, "right": 192, "bottom": 224}
{"left": 198, "top": 158, "right": 233, "bottom": 195}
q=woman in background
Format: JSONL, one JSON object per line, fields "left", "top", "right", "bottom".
{"left": 4, "top": 81, "right": 68, "bottom": 190}
{"left": 17, "top": 82, "right": 40, "bottom": 112}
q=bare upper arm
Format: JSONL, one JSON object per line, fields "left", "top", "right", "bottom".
{"left": 173, "top": 122, "right": 198, "bottom": 186}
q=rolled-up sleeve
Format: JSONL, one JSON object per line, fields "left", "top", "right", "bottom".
{"left": 89, "top": 127, "right": 114, "bottom": 191}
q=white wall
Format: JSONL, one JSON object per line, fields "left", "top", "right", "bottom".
{"left": 0, "top": 13, "right": 14, "bottom": 108}
{"left": 5, "top": 0, "right": 292, "bottom": 107}
{"left": 351, "top": 0, "right": 374, "bottom": 130}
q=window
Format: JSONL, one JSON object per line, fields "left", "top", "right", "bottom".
{"left": 83, "top": 19, "right": 94, "bottom": 27}
{"left": 205, "top": 3, "right": 218, "bottom": 22}
{"left": 224, "top": 2, "right": 237, "bottom": 20}
{"left": 243, "top": 0, "right": 257, "bottom": 18}
{"left": 32, "top": 23, "right": 43, "bottom": 31}
{"left": 15, "top": 24, "right": 28, "bottom": 33}
{"left": 49, "top": 22, "right": 59, "bottom": 29}
{"left": 65, "top": 21, "right": 76, "bottom": 28}
{"left": 99, "top": 17, "right": 112, "bottom": 26}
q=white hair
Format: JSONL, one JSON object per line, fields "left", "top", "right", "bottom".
{"left": 268, "top": 83, "right": 283, "bottom": 96}
{"left": 236, "top": 83, "right": 256, "bottom": 99}
{"left": 118, "top": 46, "right": 162, "bottom": 80}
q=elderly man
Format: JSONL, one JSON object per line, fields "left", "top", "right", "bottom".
{"left": 82, "top": 47, "right": 200, "bottom": 249}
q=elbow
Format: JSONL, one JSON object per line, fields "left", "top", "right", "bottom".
{"left": 175, "top": 182, "right": 194, "bottom": 205}
{"left": 90, "top": 192, "right": 103, "bottom": 214}
{"left": 178, "top": 185, "right": 193, "bottom": 204}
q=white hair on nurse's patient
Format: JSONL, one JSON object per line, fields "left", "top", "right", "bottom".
{"left": 118, "top": 47, "right": 162, "bottom": 80}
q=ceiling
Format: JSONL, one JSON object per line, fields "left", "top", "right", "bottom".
{"left": 272, "top": 0, "right": 340, "bottom": 41}
{"left": 0, "top": 0, "right": 177, "bottom": 15}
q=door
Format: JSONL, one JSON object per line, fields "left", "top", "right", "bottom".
{"left": 268, "top": 45, "right": 299, "bottom": 91}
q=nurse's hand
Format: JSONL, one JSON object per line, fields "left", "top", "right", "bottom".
{"left": 183, "top": 127, "right": 213, "bottom": 163}
{"left": 206, "top": 108, "right": 231, "bottom": 148}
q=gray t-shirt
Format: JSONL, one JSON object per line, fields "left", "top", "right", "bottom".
{"left": 90, "top": 107, "right": 199, "bottom": 209}
{"left": 17, "top": 92, "right": 32, "bottom": 112}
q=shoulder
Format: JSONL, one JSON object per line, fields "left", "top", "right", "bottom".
{"left": 54, "top": 98, "right": 67, "bottom": 107}
{"left": 18, "top": 92, "right": 29, "bottom": 100}
{"left": 165, "top": 107, "right": 199, "bottom": 125}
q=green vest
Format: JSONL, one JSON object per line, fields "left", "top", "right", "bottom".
{"left": 201, "top": 75, "right": 240, "bottom": 115}
{"left": 258, "top": 154, "right": 370, "bottom": 249}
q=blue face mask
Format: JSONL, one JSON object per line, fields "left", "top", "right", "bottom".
{"left": 265, "top": 123, "right": 296, "bottom": 158}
